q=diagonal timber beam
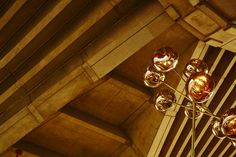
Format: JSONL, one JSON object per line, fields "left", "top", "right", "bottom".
{"left": 0, "top": 0, "right": 71, "bottom": 69}
{"left": 61, "top": 106, "right": 130, "bottom": 144}
{"left": 0, "top": 1, "right": 174, "bottom": 154}
{"left": 0, "top": 0, "right": 118, "bottom": 105}
{"left": 0, "top": 0, "right": 27, "bottom": 30}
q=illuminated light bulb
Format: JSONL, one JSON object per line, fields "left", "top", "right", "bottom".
{"left": 221, "top": 108, "right": 236, "bottom": 140}
{"left": 186, "top": 72, "right": 215, "bottom": 103}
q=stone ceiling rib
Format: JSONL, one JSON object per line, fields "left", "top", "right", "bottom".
{"left": 0, "top": 0, "right": 120, "bottom": 119}
{"left": 61, "top": 106, "right": 130, "bottom": 144}
{"left": 0, "top": 1, "right": 173, "bottom": 154}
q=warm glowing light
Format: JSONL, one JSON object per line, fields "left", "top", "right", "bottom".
{"left": 186, "top": 72, "right": 215, "bottom": 103}
{"left": 221, "top": 108, "right": 236, "bottom": 140}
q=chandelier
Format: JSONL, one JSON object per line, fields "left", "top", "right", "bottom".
{"left": 144, "top": 47, "right": 236, "bottom": 157}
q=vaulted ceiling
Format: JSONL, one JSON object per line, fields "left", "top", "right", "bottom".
{"left": 0, "top": 0, "right": 236, "bottom": 157}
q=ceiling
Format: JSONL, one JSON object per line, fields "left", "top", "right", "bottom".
{"left": 0, "top": 0, "right": 235, "bottom": 157}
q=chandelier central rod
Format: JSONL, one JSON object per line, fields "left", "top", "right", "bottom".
{"left": 191, "top": 101, "right": 196, "bottom": 157}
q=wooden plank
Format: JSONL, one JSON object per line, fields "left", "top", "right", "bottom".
{"left": 0, "top": 0, "right": 117, "bottom": 108}
{"left": 0, "top": 108, "right": 28, "bottom": 134}
{"left": 92, "top": 13, "right": 174, "bottom": 78}
{"left": 176, "top": 49, "right": 225, "bottom": 156}
{"left": 61, "top": 106, "right": 130, "bottom": 144}
{"left": 229, "top": 147, "right": 236, "bottom": 157}
{"left": 200, "top": 96, "right": 236, "bottom": 157}
{"left": 84, "top": 2, "right": 165, "bottom": 66}
{"left": 0, "top": 0, "right": 27, "bottom": 30}
{"left": 0, "top": 1, "right": 169, "bottom": 154}
{"left": 219, "top": 143, "right": 231, "bottom": 157}
{"left": 0, "top": 0, "right": 71, "bottom": 69}
{"left": 0, "top": 113, "right": 39, "bottom": 153}
{"left": 186, "top": 56, "right": 236, "bottom": 157}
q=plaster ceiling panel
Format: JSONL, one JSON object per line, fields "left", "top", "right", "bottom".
{"left": 24, "top": 114, "right": 122, "bottom": 157}
{"left": 159, "top": 0, "right": 194, "bottom": 17}
{"left": 208, "top": 0, "right": 236, "bottom": 20}
{"left": 114, "top": 24, "right": 197, "bottom": 88}
{"left": 69, "top": 77, "right": 150, "bottom": 126}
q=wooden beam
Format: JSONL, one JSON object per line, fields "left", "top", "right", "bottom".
{"left": 14, "top": 141, "right": 65, "bottom": 157}
{"left": 0, "top": 0, "right": 71, "bottom": 69}
{"left": 219, "top": 143, "right": 231, "bottom": 157}
{"left": 0, "top": 111, "right": 39, "bottom": 153}
{"left": 0, "top": 1, "right": 172, "bottom": 154}
{"left": 61, "top": 106, "right": 130, "bottom": 145}
{"left": 0, "top": 0, "right": 27, "bottom": 30}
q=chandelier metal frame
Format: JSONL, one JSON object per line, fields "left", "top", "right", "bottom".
{"left": 144, "top": 47, "right": 235, "bottom": 157}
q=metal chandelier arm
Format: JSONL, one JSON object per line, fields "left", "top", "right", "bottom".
{"left": 171, "top": 102, "right": 220, "bottom": 119}
{"left": 191, "top": 101, "right": 196, "bottom": 157}
{"left": 162, "top": 82, "right": 192, "bottom": 101}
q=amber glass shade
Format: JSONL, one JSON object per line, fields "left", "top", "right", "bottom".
{"left": 153, "top": 47, "right": 178, "bottom": 72}
{"left": 144, "top": 65, "right": 165, "bottom": 88}
{"left": 186, "top": 72, "right": 215, "bottom": 103}
{"left": 154, "top": 89, "right": 176, "bottom": 112}
{"left": 221, "top": 108, "right": 236, "bottom": 140}
{"left": 183, "top": 59, "right": 208, "bottom": 78}
{"left": 211, "top": 119, "right": 225, "bottom": 139}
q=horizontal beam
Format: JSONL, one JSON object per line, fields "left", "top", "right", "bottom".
{"left": 61, "top": 106, "right": 130, "bottom": 145}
